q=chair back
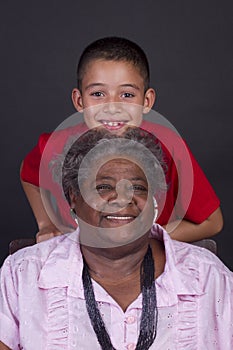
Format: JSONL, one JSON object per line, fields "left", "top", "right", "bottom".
{"left": 9, "top": 238, "right": 36, "bottom": 255}
{"left": 191, "top": 239, "right": 217, "bottom": 255}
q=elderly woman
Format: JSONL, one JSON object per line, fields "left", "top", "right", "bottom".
{"left": 0, "top": 127, "right": 232, "bottom": 350}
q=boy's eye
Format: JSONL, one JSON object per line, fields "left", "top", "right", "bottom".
{"left": 121, "top": 92, "right": 135, "bottom": 98}
{"left": 91, "top": 91, "right": 104, "bottom": 97}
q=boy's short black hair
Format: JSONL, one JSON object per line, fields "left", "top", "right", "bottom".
{"left": 77, "top": 36, "right": 150, "bottom": 92}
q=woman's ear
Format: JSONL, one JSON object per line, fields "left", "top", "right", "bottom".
{"left": 143, "top": 88, "right": 156, "bottom": 114}
{"left": 72, "top": 88, "right": 83, "bottom": 112}
{"left": 69, "top": 190, "right": 78, "bottom": 208}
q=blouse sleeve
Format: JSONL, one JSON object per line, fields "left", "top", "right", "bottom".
{"left": 198, "top": 256, "right": 233, "bottom": 348}
{"left": 0, "top": 256, "right": 19, "bottom": 350}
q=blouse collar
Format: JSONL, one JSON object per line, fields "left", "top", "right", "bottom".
{"left": 38, "top": 225, "right": 204, "bottom": 305}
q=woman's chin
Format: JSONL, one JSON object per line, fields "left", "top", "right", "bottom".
{"left": 78, "top": 219, "right": 152, "bottom": 248}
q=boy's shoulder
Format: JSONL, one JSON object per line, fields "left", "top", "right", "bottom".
{"left": 39, "top": 122, "right": 87, "bottom": 147}
{"left": 141, "top": 120, "right": 188, "bottom": 150}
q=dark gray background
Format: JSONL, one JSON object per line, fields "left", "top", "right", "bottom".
{"left": 0, "top": 1, "right": 232, "bottom": 268}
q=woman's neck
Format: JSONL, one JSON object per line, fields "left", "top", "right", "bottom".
{"left": 81, "top": 238, "right": 149, "bottom": 283}
{"left": 81, "top": 237, "right": 165, "bottom": 312}
{"left": 81, "top": 234, "right": 165, "bottom": 277}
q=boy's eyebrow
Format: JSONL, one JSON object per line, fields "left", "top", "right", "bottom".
{"left": 84, "top": 83, "right": 141, "bottom": 91}
{"left": 120, "top": 83, "right": 140, "bottom": 90}
{"left": 84, "top": 83, "right": 105, "bottom": 91}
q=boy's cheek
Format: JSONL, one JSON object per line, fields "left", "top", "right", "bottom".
{"left": 83, "top": 116, "right": 100, "bottom": 129}
{"left": 83, "top": 102, "right": 144, "bottom": 130}
{"left": 82, "top": 104, "right": 103, "bottom": 129}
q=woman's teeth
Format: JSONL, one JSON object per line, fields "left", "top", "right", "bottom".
{"left": 106, "top": 216, "right": 133, "bottom": 220}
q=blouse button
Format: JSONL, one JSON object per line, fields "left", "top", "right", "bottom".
{"left": 126, "top": 316, "right": 136, "bottom": 324}
{"left": 127, "top": 343, "right": 136, "bottom": 350}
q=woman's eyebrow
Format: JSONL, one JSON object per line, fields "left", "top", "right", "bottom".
{"left": 95, "top": 176, "right": 147, "bottom": 183}
{"left": 96, "top": 176, "right": 114, "bottom": 181}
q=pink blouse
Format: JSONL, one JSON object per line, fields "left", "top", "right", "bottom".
{"left": 0, "top": 225, "right": 232, "bottom": 349}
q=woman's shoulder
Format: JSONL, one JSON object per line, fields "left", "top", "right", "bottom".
{"left": 5, "top": 232, "right": 79, "bottom": 272}
{"left": 172, "top": 239, "right": 233, "bottom": 287}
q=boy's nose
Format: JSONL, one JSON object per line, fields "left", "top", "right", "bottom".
{"left": 103, "top": 102, "right": 123, "bottom": 114}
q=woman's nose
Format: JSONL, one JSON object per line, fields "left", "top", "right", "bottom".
{"left": 109, "top": 180, "right": 134, "bottom": 207}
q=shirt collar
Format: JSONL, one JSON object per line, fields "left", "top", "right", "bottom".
{"left": 38, "top": 231, "right": 84, "bottom": 295}
{"left": 38, "top": 225, "right": 204, "bottom": 303}
{"left": 151, "top": 224, "right": 204, "bottom": 306}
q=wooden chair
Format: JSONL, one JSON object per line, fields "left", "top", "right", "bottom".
{"left": 9, "top": 238, "right": 36, "bottom": 255}
{"left": 191, "top": 239, "right": 217, "bottom": 255}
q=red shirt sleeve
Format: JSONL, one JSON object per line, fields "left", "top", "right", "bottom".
{"left": 177, "top": 141, "right": 220, "bottom": 223}
{"left": 20, "top": 133, "right": 52, "bottom": 187}
{"left": 159, "top": 140, "right": 220, "bottom": 225}
{"left": 141, "top": 121, "right": 220, "bottom": 225}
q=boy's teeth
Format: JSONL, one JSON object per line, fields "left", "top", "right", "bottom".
{"left": 103, "top": 121, "right": 122, "bottom": 126}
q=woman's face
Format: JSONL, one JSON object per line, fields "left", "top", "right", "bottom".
{"left": 71, "top": 158, "right": 155, "bottom": 247}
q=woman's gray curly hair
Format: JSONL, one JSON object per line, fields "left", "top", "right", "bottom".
{"left": 52, "top": 127, "right": 167, "bottom": 205}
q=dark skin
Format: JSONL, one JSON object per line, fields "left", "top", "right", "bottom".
{"left": 0, "top": 342, "right": 10, "bottom": 350}
{"left": 72, "top": 158, "right": 166, "bottom": 312}
{"left": 0, "top": 159, "right": 166, "bottom": 350}
{"left": 81, "top": 235, "right": 165, "bottom": 312}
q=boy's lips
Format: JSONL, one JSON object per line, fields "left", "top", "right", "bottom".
{"left": 100, "top": 120, "right": 129, "bottom": 130}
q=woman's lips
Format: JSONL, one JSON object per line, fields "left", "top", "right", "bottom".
{"left": 103, "top": 215, "right": 136, "bottom": 225}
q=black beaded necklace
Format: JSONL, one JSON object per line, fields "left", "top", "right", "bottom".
{"left": 82, "top": 245, "right": 158, "bottom": 350}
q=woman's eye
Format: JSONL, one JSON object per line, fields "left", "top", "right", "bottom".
{"left": 132, "top": 185, "right": 147, "bottom": 193}
{"left": 96, "top": 184, "right": 113, "bottom": 193}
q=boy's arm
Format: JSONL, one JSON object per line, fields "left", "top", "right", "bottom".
{"left": 20, "top": 179, "right": 63, "bottom": 242}
{"left": 19, "top": 133, "right": 62, "bottom": 242}
{"left": 0, "top": 342, "right": 11, "bottom": 350}
{"left": 166, "top": 206, "right": 223, "bottom": 242}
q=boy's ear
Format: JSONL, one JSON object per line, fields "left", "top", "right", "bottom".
{"left": 143, "top": 88, "right": 156, "bottom": 114}
{"left": 72, "top": 88, "right": 83, "bottom": 112}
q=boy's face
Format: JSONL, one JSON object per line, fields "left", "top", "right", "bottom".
{"left": 72, "top": 59, "right": 155, "bottom": 133}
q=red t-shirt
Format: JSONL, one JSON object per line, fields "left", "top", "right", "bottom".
{"left": 21, "top": 121, "right": 220, "bottom": 229}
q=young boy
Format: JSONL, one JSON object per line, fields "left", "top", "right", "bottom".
{"left": 20, "top": 36, "right": 223, "bottom": 243}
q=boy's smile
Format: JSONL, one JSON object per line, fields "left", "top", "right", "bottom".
{"left": 72, "top": 59, "right": 155, "bottom": 132}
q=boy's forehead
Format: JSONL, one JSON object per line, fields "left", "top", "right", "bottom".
{"left": 81, "top": 59, "right": 145, "bottom": 88}
{"left": 85, "top": 58, "right": 142, "bottom": 76}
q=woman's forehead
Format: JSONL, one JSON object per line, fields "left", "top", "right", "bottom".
{"left": 95, "top": 158, "right": 147, "bottom": 182}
